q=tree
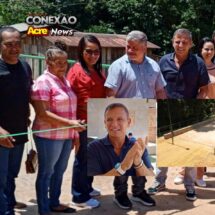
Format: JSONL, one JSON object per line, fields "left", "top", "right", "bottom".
{"left": 158, "top": 100, "right": 215, "bottom": 136}
{"left": 1, "top": 0, "right": 214, "bottom": 55}
{"left": 0, "top": 0, "right": 50, "bottom": 26}
{"left": 75, "top": 0, "right": 215, "bottom": 54}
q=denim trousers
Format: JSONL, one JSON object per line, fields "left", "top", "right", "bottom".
{"left": 0, "top": 143, "right": 24, "bottom": 215}
{"left": 154, "top": 167, "right": 196, "bottom": 188}
{"left": 72, "top": 130, "right": 93, "bottom": 203}
{"left": 114, "top": 176, "right": 147, "bottom": 197}
{"left": 34, "top": 136, "right": 72, "bottom": 215}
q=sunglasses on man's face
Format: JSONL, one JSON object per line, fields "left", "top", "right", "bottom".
{"left": 84, "top": 49, "right": 100, "bottom": 56}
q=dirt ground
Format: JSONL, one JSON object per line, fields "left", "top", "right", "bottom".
{"left": 15, "top": 148, "right": 215, "bottom": 215}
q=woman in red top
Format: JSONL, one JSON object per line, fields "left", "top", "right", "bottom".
{"left": 67, "top": 35, "right": 106, "bottom": 208}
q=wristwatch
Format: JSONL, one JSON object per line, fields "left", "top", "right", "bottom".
{"left": 114, "top": 163, "right": 125, "bottom": 175}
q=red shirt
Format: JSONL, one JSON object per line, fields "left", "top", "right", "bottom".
{"left": 67, "top": 62, "right": 106, "bottom": 121}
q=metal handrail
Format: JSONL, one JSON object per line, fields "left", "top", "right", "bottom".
{"left": 20, "top": 54, "right": 110, "bottom": 67}
{"left": 158, "top": 114, "right": 215, "bottom": 136}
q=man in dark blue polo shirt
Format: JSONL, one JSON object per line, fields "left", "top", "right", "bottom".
{"left": 0, "top": 26, "right": 32, "bottom": 215}
{"left": 160, "top": 32, "right": 209, "bottom": 98}
{"left": 148, "top": 28, "right": 210, "bottom": 202}
{"left": 88, "top": 103, "right": 154, "bottom": 208}
{"left": 88, "top": 135, "right": 153, "bottom": 176}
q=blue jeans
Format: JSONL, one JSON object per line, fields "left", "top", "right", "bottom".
{"left": 34, "top": 136, "right": 72, "bottom": 215}
{"left": 114, "top": 176, "right": 147, "bottom": 197}
{"left": 0, "top": 143, "right": 25, "bottom": 215}
{"left": 72, "top": 130, "right": 93, "bottom": 203}
{"left": 154, "top": 167, "right": 196, "bottom": 188}
{"left": 113, "top": 148, "right": 150, "bottom": 197}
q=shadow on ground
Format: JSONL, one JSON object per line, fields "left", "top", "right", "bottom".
{"left": 16, "top": 188, "right": 215, "bottom": 215}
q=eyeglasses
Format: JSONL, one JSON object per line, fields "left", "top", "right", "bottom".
{"left": 84, "top": 49, "right": 100, "bottom": 56}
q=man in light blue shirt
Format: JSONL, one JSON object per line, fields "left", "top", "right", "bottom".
{"left": 105, "top": 32, "right": 166, "bottom": 98}
{"left": 104, "top": 30, "right": 166, "bottom": 210}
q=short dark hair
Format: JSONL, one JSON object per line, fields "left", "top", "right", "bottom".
{"left": 104, "top": 103, "right": 129, "bottom": 117}
{"left": 197, "top": 37, "right": 215, "bottom": 62}
{"left": 0, "top": 26, "right": 20, "bottom": 44}
{"left": 77, "top": 34, "right": 102, "bottom": 78}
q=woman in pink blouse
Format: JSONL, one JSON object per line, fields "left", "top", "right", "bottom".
{"left": 31, "top": 42, "right": 85, "bottom": 215}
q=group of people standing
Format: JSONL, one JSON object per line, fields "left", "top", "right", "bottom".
{"left": 0, "top": 25, "right": 214, "bottom": 215}
{"left": 0, "top": 27, "right": 105, "bottom": 215}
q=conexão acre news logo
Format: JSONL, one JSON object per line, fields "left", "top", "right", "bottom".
{"left": 26, "top": 15, "right": 77, "bottom": 36}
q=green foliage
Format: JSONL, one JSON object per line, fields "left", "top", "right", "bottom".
{"left": 0, "top": 0, "right": 48, "bottom": 25}
{"left": 158, "top": 100, "right": 215, "bottom": 135}
{"left": 87, "top": 22, "right": 115, "bottom": 34}
{"left": 82, "top": 0, "right": 214, "bottom": 54}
